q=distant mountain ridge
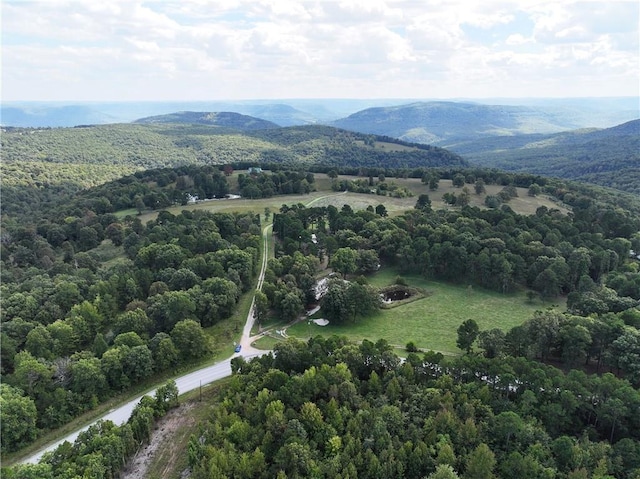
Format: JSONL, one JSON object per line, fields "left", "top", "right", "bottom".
{"left": 2, "top": 98, "right": 637, "bottom": 129}
{"left": 329, "top": 101, "right": 637, "bottom": 145}
{"left": 454, "top": 119, "right": 640, "bottom": 195}
{"left": 133, "top": 111, "right": 280, "bottom": 130}
{"left": 0, "top": 105, "right": 117, "bottom": 127}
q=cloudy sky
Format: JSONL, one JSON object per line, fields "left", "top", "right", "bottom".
{"left": 2, "top": 0, "right": 638, "bottom": 101}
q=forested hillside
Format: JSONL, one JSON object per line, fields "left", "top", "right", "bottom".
{"left": 1, "top": 123, "right": 465, "bottom": 219}
{"left": 1, "top": 124, "right": 464, "bottom": 171}
{"left": 331, "top": 102, "right": 592, "bottom": 144}
{"left": 326, "top": 103, "right": 640, "bottom": 195}
{"left": 134, "top": 111, "right": 280, "bottom": 130}
{"left": 451, "top": 120, "right": 640, "bottom": 195}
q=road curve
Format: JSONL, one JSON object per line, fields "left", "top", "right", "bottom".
{"left": 20, "top": 223, "right": 274, "bottom": 465}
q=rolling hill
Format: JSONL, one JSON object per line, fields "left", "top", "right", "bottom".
{"left": 2, "top": 123, "right": 465, "bottom": 170}
{"left": 133, "top": 111, "right": 280, "bottom": 130}
{"left": 451, "top": 119, "right": 640, "bottom": 195}
{"left": 330, "top": 101, "right": 623, "bottom": 145}
{"left": 4, "top": 97, "right": 637, "bottom": 129}
{"left": 0, "top": 99, "right": 380, "bottom": 128}
{"left": 0, "top": 123, "right": 466, "bottom": 214}
{"left": 330, "top": 102, "right": 639, "bottom": 195}
{"left": 0, "top": 104, "right": 117, "bottom": 127}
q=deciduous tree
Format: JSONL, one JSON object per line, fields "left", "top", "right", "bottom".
{"left": 331, "top": 247, "right": 358, "bottom": 278}
{"left": 171, "top": 319, "right": 210, "bottom": 360}
{"left": 0, "top": 384, "right": 38, "bottom": 453}
{"left": 457, "top": 319, "right": 480, "bottom": 354}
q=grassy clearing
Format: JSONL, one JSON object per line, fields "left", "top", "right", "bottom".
{"left": 286, "top": 268, "right": 564, "bottom": 355}
{"left": 114, "top": 208, "right": 138, "bottom": 219}
{"left": 137, "top": 192, "right": 324, "bottom": 223}
{"left": 92, "top": 240, "right": 127, "bottom": 267}
{"left": 252, "top": 335, "right": 284, "bottom": 350}
{"left": 132, "top": 173, "right": 567, "bottom": 223}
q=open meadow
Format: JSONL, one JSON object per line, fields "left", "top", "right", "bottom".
{"left": 277, "top": 268, "right": 565, "bottom": 355}
{"left": 137, "top": 171, "right": 568, "bottom": 223}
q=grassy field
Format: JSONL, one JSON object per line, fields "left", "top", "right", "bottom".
{"left": 282, "top": 268, "right": 565, "bottom": 355}
{"left": 136, "top": 172, "right": 567, "bottom": 223}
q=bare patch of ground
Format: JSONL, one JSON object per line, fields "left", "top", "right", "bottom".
{"left": 121, "top": 402, "right": 196, "bottom": 479}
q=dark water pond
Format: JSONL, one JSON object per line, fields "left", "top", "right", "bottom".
{"left": 381, "top": 289, "right": 412, "bottom": 302}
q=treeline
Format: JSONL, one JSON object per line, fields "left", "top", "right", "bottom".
{"left": 273, "top": 193, "right": 639, "bottom": 295}
{"left": 238, "top": 170, "right": 316, "bottom": 198}
{"left": 576, "top": 168, "right": 640, "bottom": 196}
{"left": 1, "top": 165, "right": 317, "bottom": 219}
{"left": 183, "top": 337, "right": 639, "bottom": 478}
{"left": 3, "top": 380, "right": 179, "bottom": 479}
{"left": 0, "top": 209, "right": 261, "bottom": 453}
{"left": 467, "top": 307, "right": 640, "bottom": 382}
{"left": 330, "top": 175, "right": 415, "bottom": 198}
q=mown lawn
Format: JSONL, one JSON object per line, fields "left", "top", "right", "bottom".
{"left": 285, "top": 268, "right": 565, "bottom": 355}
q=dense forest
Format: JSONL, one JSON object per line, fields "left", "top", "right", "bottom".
{"left": 7, "top": 338, "right": 640, "bottom": 478}
{"left": 197, "top": 337, "right": 640, "bottom": 479}
{"left": 1, "top": 207, "right": 261, "bottom": 451}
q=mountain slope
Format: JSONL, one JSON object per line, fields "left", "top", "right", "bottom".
{"left": 1, "top": 122, "right": 467, "bottom": 221}
{"left": 133, "top": 111, "right": 280, "bottom": 130}
{"left": 2, "top": 123, "right": 465, "bottom": 169}
{"left": 454, "top": 119, "right": 640, "bottom": 194}
{"left": 232, "top": 104, "right": 318, "bottom": 126}
{"left": 331, "top": 101, "right": 588, "bottom": 144}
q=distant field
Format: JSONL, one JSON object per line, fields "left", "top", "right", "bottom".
{"left": 137, "top": 172, "right": 568, "bottom": 222}
{"left": 354, "top": 139, "right": 421, "bottom": 152}
{"left": 279, "top": 268, "right": 565, "bottom": 355}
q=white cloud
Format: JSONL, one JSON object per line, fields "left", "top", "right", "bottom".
{"left": 505, "top": 33, "right": 532, "bottom": 45}
{"left": 1, "top": 0, "right": 637, "bottom": 100}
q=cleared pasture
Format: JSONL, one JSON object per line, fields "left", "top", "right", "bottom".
{"left": 136, "top": 172, "right": 567, "bottom": 222}
{"left": 284, "top": 269, "right": 565, "bottom": 355}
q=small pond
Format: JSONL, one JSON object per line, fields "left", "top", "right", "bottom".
{"left": 380, "top": 287, "right": 414, "bottom": 303}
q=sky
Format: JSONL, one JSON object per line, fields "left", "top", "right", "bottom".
{"left": 2, "top": 0, "right": 639, "bottom": 102}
